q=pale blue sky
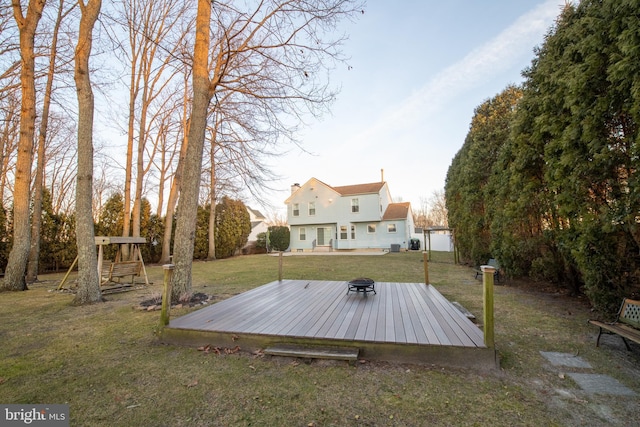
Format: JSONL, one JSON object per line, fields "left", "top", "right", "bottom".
{"left": 264, "top": 0, "right": 564, "bottom": 215}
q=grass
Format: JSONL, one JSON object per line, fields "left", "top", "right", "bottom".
{"left": 1, "top": 251, "right": 638, "bottom": 426}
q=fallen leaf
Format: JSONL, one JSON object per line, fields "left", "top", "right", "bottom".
{"left": 249, "top": 365, "right": 256, "bottom": 371}
{"left": 225, "top": 345, "right": 240, "bottom": 354}
{"left": 231, "top": 334, "right": 239, "bottom": 341}
{"left": 186, "top": 379, "right": 198, "bottom": 388}
{"left": 0, "top": 378, "right": 6, "bottom": 385}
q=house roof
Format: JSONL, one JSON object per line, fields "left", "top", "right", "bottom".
{"left": 331, "top": 182, "right": 386, "bottom": 196}
{"left": 284, "top": 178, "right": 386, "bottom": 203}
{"left": 248, "top": 207, "right": 265, "bottom": 219}
{"left": 382, "top": 202, "right": 411, "bottom": 220}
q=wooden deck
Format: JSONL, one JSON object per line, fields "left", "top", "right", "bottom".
{"left": 161, "top": 280, "right": 497, "bottom": 369}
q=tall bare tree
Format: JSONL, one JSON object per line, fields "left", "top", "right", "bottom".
{"left": 0, "top": 91, "right": 20, "bottom": 206}
{"left": 2, "top": 0, "right": 46, "bottom": 292}
{"left": 26, "top": 0, "right": 75, "bottom": 283}
{"left": 171, "top": 0, "right": 212, "bottom": 300}
{"left": 72, "top": 0, "right": 102, "bottom": 305}
{"left": 159, "top": 68, "right": 190, "bottom": 264}
{"left": 46, "top": 115, "right": 78, "bottom": 214}
{"left": 170, "top": 0, "right": 363, "bottom": 300}
{"left": 119, "top": 0, "right": 190, "bottom": 260}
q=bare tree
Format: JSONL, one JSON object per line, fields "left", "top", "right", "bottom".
{"left": 170, "top": 0, "right": 363, "bottom": 300}
{"left": 150, "top": 90, "right": 183, "bottom": 216}
{"left": 2, "top": 0, "right": 46, "bottom": 292}
{"left": 413, "top": 196, "right": 430, "bottom": 230}
{"left": 72, "top": 0, "right": 102, "bottom": 305}
{"left": 159, "top": 67, "right": 191, "bottom": 264}
{"left": 118, "top": 0, "right": 190, "bottom": 260}
{"left": 0, "top": 91, "right": 20, "bottom": 206}
{"left": 429, "top": 190, "right": 448, "bottom": 227}
{"left": 171, "top": 0, "right": 212, "bottom": 300}
{"left": 413, "top": 191, "right": 448, "bottom": 229}
{"left": 46, "top": 115, "right": 78, "bottom": 214}
{"left": 27, "top": 0, "right": 75, "bottom": 283}
{"left": 206, "top": 117, "right": 221, "bottom": 260}
{"left": 0, "top": 3, "right": 20, "bottom": 99}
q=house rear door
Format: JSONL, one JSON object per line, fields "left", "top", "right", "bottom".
{"left": 317, "top": 227, "right": 331, "bottom": 246}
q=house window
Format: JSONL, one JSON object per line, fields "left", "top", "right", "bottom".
{"left": 299, "top": 227, "right": 306, "bottom": 241}
{"left": 340, "top": 225, "right": 347, "bottom": 239}
{"left": 351, "top": 225, "right": 356, "bottom": 239}
{"left": 293, "top": 203, "right": 299, "bottom": 216}
{"left": 367, "top": 224, "right": 376, "bottom": 233}
{"left": 308, "top": 201, "right": 316, "bottom": 216}
{"left": 387, "top": 223, "right": 397, "bottom": 233}
{"left": 351, "top": 198, "right": 359, "bottom": 213}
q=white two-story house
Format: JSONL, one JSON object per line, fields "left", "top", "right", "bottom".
{"left": 285, "top": 177, "right": 415, "bottom": 252}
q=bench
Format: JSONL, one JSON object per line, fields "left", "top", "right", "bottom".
{"left": 588, "top": 298, "right": 640, "bottom": 350}
{"left": 475, "top": 258, "right": 501, "bottom": 282}
{"left": 101, "top": 261, "right": 142, "bottom": 284}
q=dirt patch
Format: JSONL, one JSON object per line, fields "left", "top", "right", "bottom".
{"left": 136, "top": 292, "right": 214, "bottom": 311}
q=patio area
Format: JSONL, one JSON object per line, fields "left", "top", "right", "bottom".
{"left": 161, "top": 279, "right": 497, "bottom": 369}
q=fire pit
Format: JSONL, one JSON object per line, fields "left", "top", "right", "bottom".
{"left": 347, "top": 278, "right": 376, "bottom": 295}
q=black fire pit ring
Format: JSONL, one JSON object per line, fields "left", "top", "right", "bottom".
{"left": 347, "top": 278, "right": 376, "bottom": 295}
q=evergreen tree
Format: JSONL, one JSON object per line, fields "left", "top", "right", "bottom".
{"left": 214, "top": 197, "right": 250, "bottom": 259}
{"left": 524, "top": 0, "right": 640, "bottom": 309}
{"left": 267, "top": 226, "right": 290, "bottom": 252}
{"left": 445, "top": 86, "right": 522, "bottom": 266}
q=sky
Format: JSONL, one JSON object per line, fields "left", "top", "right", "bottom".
{"left": 259, "top": 0, "right": 565, "bottom": 217}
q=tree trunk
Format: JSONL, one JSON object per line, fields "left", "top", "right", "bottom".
{"left": 159, "top": 81, "right": 190, "bottom": 265}
{"left": 121, "top": 78, "right": 136, "bottom": 259}
{"left": 72, "top": 0, "right": 102, "bottom": 305}
{"left": 207, "top": 127, "right": 216, "bottom": 260}
{"left": 131, "top": 84, "right": 149, "bottom": 245}
{"left": 2, "top": 0, "right": 46, "bottom": 292}
{"left": 171, "top": 0, "right": 212, "bottom": 301}
{"left": 27, "top": 0, "right": 68, "bottom": 283}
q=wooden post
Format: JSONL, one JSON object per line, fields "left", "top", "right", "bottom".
{"left": 481, "top": 265, "right": 495, "bottom": 348}
{"left": 57, "top": 256, "right": 78, "bottom": 290}
{"left": 160, "top": 264, "right": 174, "bottom": 326}
{"left": 422, "top": 251, "right": 429, "bottom": 285}
{"left": 278, "top": 251, "right": 283, "bottom": 282}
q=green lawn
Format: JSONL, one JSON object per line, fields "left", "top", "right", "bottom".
{"left": 1, "top": 252, "right": 638, "bottom": 426}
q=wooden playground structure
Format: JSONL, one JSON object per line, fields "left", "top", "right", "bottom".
{"left": 58, "top": 236, "right": 150, "bottom": 293}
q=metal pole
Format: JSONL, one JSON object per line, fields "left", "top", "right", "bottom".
{"left": 278, "top": 251, "right": 283, "bottom": 282}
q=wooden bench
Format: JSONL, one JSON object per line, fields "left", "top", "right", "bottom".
{"left": 102, "top": 261, "right": 142, "bottom": 284}
{"left": 588, "top": 298, "right": 640, "bottom": 350}
{"left": 475, "top": 258, "right": 501, "bottom": 282}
